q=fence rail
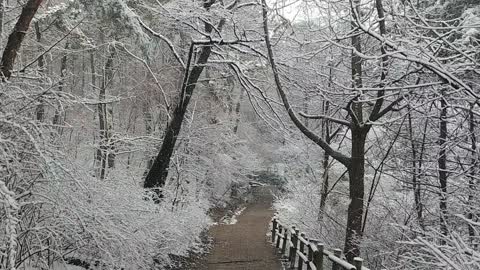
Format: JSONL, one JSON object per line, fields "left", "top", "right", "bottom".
{"left": 271, "top": 218, "right": 370, "bottom": 270}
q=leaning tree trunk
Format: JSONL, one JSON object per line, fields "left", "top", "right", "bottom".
{"left": 144, "top": 0, "right": 218, "bottom": 191}
{"left": 143, "top": 44, "right": 213, "bottom": 190}
{"left": 0, "top": 0, "right": 44, "bottom": 79}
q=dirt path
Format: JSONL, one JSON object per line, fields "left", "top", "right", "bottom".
{"left": 200, "top": 186, "right": 282, "bottom": 270}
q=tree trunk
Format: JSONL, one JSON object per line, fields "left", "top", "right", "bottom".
{"left": 318, "top": 126, "right": 330, "bottom": 218}
{"left": 344, "top": 125, "right": 367, "bottom": 262}
{"left": 0, "top": 0, "right": 44, "bottom": 79}
{"left": 53, "top": 42, "right": 69, "bottom": 127}
{"left": 318, "top": 58, "right": 337, "bottom": 219}
{"left": 233, "top": 88, "right": 244, "bottom": 133}
{"left": 319, "top": 67, "right": 333, "bottom": 219}
{"left": 34, "top": 21, "right": 45, "bottom": 121}
{"left": 144, "top": 43, "right": 212, "bottom": 190}
{"left": 303, "top": 91, "right": 309, "bottom": 128}
{"left": 467, "top": 103, "right": 477, "bottom": 244}
{"left": 144, "top": 0, "right": 218, "bottom": 191}
{"left": 107, "top": 104, "right": 115, "bottom": 169}
{"left": 343, "top": 0, "right": 366, "bottom": 262}
{"left": 0, "top": 0, "right": 4, "bottom": 44}
{"left": 96, "top": 46, "right": 116, "bottom": 180}
{"left": 408, "top": 109, "right": 425, "bottom": 229}
{"left": 438, "top": 92, "right": 448, "bottom": 242}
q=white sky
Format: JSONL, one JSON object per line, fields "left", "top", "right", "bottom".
{"left": 269, "top": 0, "right": 325, "bottom": 22}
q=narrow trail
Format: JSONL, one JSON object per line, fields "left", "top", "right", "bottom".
{"left": 200, "top": 186, "right": 282, "bottom": 270}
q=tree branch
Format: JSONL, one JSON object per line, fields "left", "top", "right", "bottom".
{"left": 261, "top": 0, "right": 351, "bottom": 168}
{"left": 20, "top": 18, "right": 84, "bottom": 73}
{"left": 299, "top": 111, "right": 350, "bottom": 126}
{"left": 138, "top": 18, "right": 186, "bottom": 69}
{"left": 369, "top": 94, "right": 408, "bottom": 122}
{"left": 368, "top": 0, "right": 388, "bottom": 121}
{"left": 349, "top": 1, "right": 479, "bottom": 103}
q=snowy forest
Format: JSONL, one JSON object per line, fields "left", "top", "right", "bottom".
{"left": 0, "top": 0, "right": 479, "bottom": 269}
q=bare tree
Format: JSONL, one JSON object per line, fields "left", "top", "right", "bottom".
{"left": 96, "top": 45, "right": 117, "bottom": 180}
{"left": 438, "top": 91, "right": 448, "bottom": 242}
{"left": 143, "top": 0, "right": 220, "bottom": 192}
{"left": 261, "top": 0, "right": 417, "bottom": 262}
{"left": 407, "top": 107, "right": 425, "bottom": 229}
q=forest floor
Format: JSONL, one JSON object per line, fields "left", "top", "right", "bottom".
{"left": 195, "top": 186, "right": 282, "bottom": 270}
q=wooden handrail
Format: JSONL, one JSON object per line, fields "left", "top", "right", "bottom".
{"left": 270, "top": 217, "right": 370, "bottom": 270}
{"left": 298, "top": 233, "right": 310, "bottom": 246}
{"left": 324, "top": 249, "right": 356, "bottom": 270}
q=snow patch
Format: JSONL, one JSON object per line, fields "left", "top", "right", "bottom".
{"left": 220, "top": 207, "right": 247, "bottom": 225}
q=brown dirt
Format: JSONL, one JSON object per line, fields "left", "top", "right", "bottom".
{"left": 196, "top": 186, "right": 282, "bottom": 270}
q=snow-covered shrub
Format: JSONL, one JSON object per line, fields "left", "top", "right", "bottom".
{"left": 395, "top": 228, "right": 480, "bottom": 270}
{"left": 273, "top": 152, "right": 349, "bottom": 249}
{"left": 0, "top": 84, "right": 211, "bottom": 269}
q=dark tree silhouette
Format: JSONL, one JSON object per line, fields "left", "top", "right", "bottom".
{"left": 0, "top": 0, "right": 44, "bottom": 80}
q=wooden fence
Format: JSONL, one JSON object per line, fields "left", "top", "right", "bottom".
{"left": 271, "top": 218, "right": 370, "bottom": 270}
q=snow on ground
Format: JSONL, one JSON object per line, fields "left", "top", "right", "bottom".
{"left": 20, "top": 263, "right": 86, "bottom": 270}
{"left": 219, "top": 207, "right": 247, "bottom": 225}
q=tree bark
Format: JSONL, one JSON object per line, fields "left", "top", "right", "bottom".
{"left": 343, "top": 0, "right": 367, "bottom": 262}
{"left": 96, "top": 46, "right": 116, "bottom": 180}
{"left": 34, "top": 21, "right": 45, "bottom": 121}
{"left": 261, "top": 1, "right": 366, "bottom": 261}
{"left": 408, "top": 109, "right": 425, "bottom": 229}
{"left": 318, "top": 116, "right": 330, "bottom": 218}
{"left": 344, "top": 126, "right": 367, "bottom": 262}
{"left": 0, "top": 0, "right": 44, "bottom": 79}
{"left": 0, "top": 0, "right": 4, "bottom": 44}
{"left": 303, "top": 91, "right": 309, "bottom": 128}
{"left": 143, "top": 0, "right": 218, "bottom": 191}
{"left": 467, "top": 103, "right": 477, "bottom": 244}
{"left": 144, "top": 43, "right": 212, "bottom": 190}
{"left": 233, "top": 88, "right": 244, "bottom": 133}
{"left": 438, "top": 92, "right": 448, "bottom": 242}
{"left": 319, "top": 64, "right": 334, "bottom": 219}
{"left": 53, "top": 42, "right": 69, "bottom": 127}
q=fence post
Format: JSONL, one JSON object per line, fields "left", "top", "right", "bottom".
{"left": 272, "top": 218, "right": 277, "bottom": 243}
{"left": 354, "top": 257, "right": 363, "bottom": 270}
{"left": 288, "top": 226, "right": 295, "bottom": 263}
{"left": 297, "top": 232, "right": 305, "bottom": 270}
{"left": 313, "top": 243, "right": 324, "bottom": 270}
{"left": 276, "top": 225, "right": 282, "bottom": 248}
{"left": 289, "top": 227, "right": 299, "bottom": 269}
{"left": 332, "top": 249, "right": 342, "bottom": 270}
{"left": 307, "top": 243, "right": 313, "bottom": 270}
{"left": 281, "top": 226, "right": 288, "bottom": 256}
